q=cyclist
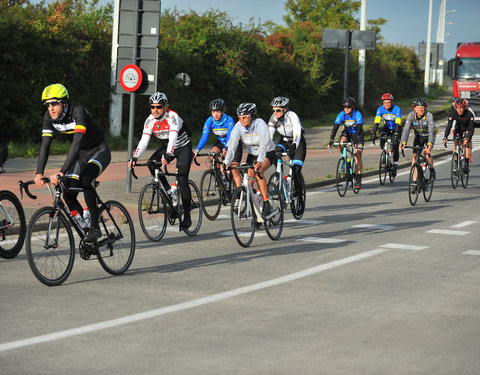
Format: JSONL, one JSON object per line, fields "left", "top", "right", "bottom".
{"left": 328, "top": 97, "right": 364, "bottom": 189}
{"left": 224, "top": 103, "right": 276, "bottom": 217}
{"left": 372, "top": 93, "right": 402, "bottom": 176}
{"left": 268, "top": 96, "right": 307, "bottom": 203}
{"left": 400, "top": 97, "right": 436, "bottom": 182}
{"left": 128, "top": 92, "right": 193, "bottom": 229}
{"left": 193, "top": 98, "right": 241, "bottom": 186}
{"left": 443, "top": 98, "right": 474, "bottom": 174}
{"left": 35, "top": 83, "right": 111, "bottom": 242}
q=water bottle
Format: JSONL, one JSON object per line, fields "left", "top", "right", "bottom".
{"left": 170, "top": 183, "right": 178, "bottom": 206}
{"left": 422, "top": 164, "right": 427, "bottom": 173}
{"left": 83, "top": 207, "right": 91, "bottom": 228}
{"left": 71, "top": 210, "right": 86, "bottom": 229}
{"left": 255, "top": 190, "right": 263, "bottom": 207}
{"left": 285, "top": 175, "right": 292, "bottom": 193}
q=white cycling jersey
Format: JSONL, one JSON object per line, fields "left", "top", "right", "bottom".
{"left": 268, "top": 110, "right": 303, "bottom": 146}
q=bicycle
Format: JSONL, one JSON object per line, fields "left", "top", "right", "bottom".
{"left": 20, "top": 176, "right": 135, "bottom": 286}
{"left": 403, "top": 146, "right": 434, "bottom": 206}
{"left": 0, "top": 174, "right": 26, "bottom": 258}
{"left": 230, "top": 164, "right": 284, "bottom": 247}
{"left": 267, "top": 151, "right": 306, "bottom": 219}
{"left": 445, "top": 136, "right": 469, "bottom": 189}
{"left": 332, "top": 142, "right": 360, "bottom": 197}
{"left": 198, "top": 152, "right": 234, "bottom": 220}
{"left": 132, "top": 159, "right": 202, "bottom": 241}
{"left": 378, "top": 135, "right": 397, "bottom": 185}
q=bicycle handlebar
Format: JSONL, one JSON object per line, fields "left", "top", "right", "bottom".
{"left": 18, "top": 179, "right": 41, "bottom": 200}
{"left": 229, "top": 163, "right": 264, "bottom": 179}
{"left": 130, "top": 159, "right": 178, "bottom": 180}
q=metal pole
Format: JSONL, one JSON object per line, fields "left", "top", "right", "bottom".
{"left": 424, "top": 0, "right": 433, "bottom": 95}
{"left": 343, "top": 30, "right": 351, "bottom": 99}
{"left": 126, "top": 0, "right": 140, "bottom": 193}
{"left": 358, "top": 0, "right": 367, "bottom": 107}
{"left": 109, "top": 0, "right": 122, "bottom": 137}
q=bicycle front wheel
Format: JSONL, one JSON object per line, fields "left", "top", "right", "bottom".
{"left": 265, "top": 183, "right": 284, "bottom": 241}
{"left": 230, "top": 186, "right": 255, "bottom": 247}
{"left": 378, "top": 151, "right": 387, "bottom": 186}
{"left": 461, "top": 158, "right": 469, "bottom": 189}
{"left": 97, "top": 200, "right": 135, "bottom": 275}
{"left": 450, "top": 153, "right": 459, "bottom": 189}
{"left": 26, "top": 207, "right": 74, "bottom": 286}
{"left": 422, "top": 169, "right": 434, "bottom": 202}
{"left": 290, "top": 171, "right": 306, "bottom": 219}
{"left": 408, "top": 164, "right": 420, "bottom": 206}
{"left": 181, "top": 180, "right": 203, "bottom": 236}
{"left": 336, "top": 157, "right": 348, "bottom": 197}
{"left": 0, "top": 190, "right": 26, "bottom": 259}
{"left": 139, "top": 183, "right": 167, "bottom": 242}
{"left": 199, "top": 169, "right": 222, "bottom": 220}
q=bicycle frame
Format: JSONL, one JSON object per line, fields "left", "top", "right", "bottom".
{"left": 237, "top": 169, "right": 265, "bottom": 224}
{"left": 273, "top": 153, "right": 294, "bottom": 205}
{"left": 206, "top": 152, "right": 233, "bottom": 202}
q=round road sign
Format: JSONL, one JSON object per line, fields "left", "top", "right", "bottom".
{"left": 120, "top": 64, "right": 142, "bottom": 92}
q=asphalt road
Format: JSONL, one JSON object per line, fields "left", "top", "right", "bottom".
{"left": 1, "top": 151, "right": 479, "bottom": 374}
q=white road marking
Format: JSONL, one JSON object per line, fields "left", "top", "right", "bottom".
{"left": 353, "top": 224, "right": 393, "bottom": 230}
{"left": 0, "top": 248, "right": 390, "bottom": 352}
{"left": 462, "top": 250, "right": 480, "bottom": 256}
{"left": 219, "top": 231, "right": 266, "bottom": 238}
{"left": 297, "top": 236, "right": 346, "bottom": 244}
{"left": 427, "top": 229, "right": 470, "bottom": 236}
{"left": 284, "top": 219, "right": 324, "bottom": 225}
{"left": 380, "top": 243, "right": 428, "bottom": 251}
{"left": 451, "top": 221, "right": 477, "bottom": 229}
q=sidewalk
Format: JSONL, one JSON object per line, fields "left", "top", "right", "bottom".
{"left": 0, "top": 91, "right": 453, "bottom": 215}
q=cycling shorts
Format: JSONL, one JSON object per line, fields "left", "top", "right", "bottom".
{"left": 246, "top": 150, "right": 276, "bottom": 167}
{"left": 67, "top": 141, "right": 111, "bottom": 179}
{"left": 275, "top": 135, "right": 307, "bottom": 165}
{"left": 413, "top": 134, "right": 434, "bottom": 148}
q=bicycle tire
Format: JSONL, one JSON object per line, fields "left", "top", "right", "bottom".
{"left": 97, "top": 200, "right": 135, "bottom": 275}
{"left": 138, "top": 183, "right": 167, "bottom": 242}
{"left": 461, "top": 158, "right": 469, "bottom": 189}
{"left": 336, "top": 157, "right": 348, "bottom": 197}
{"left": 378, "top": 151, "right": 387, "bottom": 186}
{"left": 265, "top": 183, "right": 284, "bottom": 241}
{"left": 268, "top": 171, "right": 289, "bottom": 210}
{"left": 26, "top": 207, "right": 74, "bottom": 286}
{"left": 422, "top": 168, "right": 434, "bottom": 202}
{"left": 388, "top": 154, "right": 396, "bottom": 183}
{"left": 450, "top": 153, "right": 459, "bottom": 189}
{"left": 408, "top": 164, "right": 420, "bottom": 206}
{"left": 181, "top": 180, "right": 203, "bottom": 236}
{"left": 230, "top": 186, "right": 255, "bottom": 247}
{"left": 0, "top": 190, "right": 26, "bottom": 259}
{"left": 350, "top": 154, "right": 359, "bottom": 194}
{"left": 290, "top": 171, "right": 306, "bottom": 220}
{"left": 199, "top": 169, "right": 222, "bottom": 221}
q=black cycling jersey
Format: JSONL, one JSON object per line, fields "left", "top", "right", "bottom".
{"left": 444, "top": 108, "right": 475, "bottom": 140}
{"left": 36, "top": 103, "right": 105, "bottom": 175}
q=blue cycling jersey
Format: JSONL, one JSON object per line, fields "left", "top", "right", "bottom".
{"left": 374, "top": 104, "right": 402, "bottom": 130}
{"left": 195, "top": 113, "right": 235, "bottom": 152}
{"left": 334, "top": 109, "right": 363, "bottom": 133}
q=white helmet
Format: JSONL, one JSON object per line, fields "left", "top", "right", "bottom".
{"left": 149, "top": 92, "right": 168, "bottom": 104}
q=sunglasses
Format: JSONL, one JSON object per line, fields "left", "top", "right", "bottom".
{"left": 273, "top": 109, "right": 284, "bottom": 113}
{"left": 44, "top": 100, "right": 62, "bottom": 108}
{"left": 150, "top": 105, "right": 164, "bottom": 109}
{"left": 238, "top": 115, "right": 251, "bottom": 119}
{"left": 343, "top": 106, "right": 352, "bottom": 109}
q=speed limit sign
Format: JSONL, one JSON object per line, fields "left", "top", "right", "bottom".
{"left": 120, "top": 64, "right": 143, "bottom": 92}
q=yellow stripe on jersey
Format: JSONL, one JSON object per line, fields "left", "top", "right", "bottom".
{"left": 74, "top": 125, "right": 87, "bottom": 134}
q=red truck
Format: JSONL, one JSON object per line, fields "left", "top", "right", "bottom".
{"left": 448, "top": 42, "right": 480, "bottom": 124}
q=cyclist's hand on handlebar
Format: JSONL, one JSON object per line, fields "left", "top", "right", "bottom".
{"left": 34, "top": 173, "right": 45, "bottom": 186}
{"left": 193, "top": 150, "right": 199, "bottom": 159}
{"left": 163, "top": 152, "right": 175, "bottom": 165}
{"left": 254, "top": 161, "right": 262, "bottom": 171}
{"left": 328, "top": 139, "right": 333, "bottom": 149}
{"left": 400, "top": 142, "right": 406, "bottom": 151}
{"left": 128, "top": 157, "right": 137, "bottom": 169}
{"left": 49, "top": 171, "right": 64, "bottom": 185}
{"left": 372, "top": 135, "right": 376, "bottom": 145}
{"left": 222, "top": 148, "right": 227, "bottom": 157}
{"left": 288, "top": 144, "right": 296, "bottom": 159}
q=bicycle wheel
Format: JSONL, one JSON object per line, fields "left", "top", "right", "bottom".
{"left": 265, "top": 183, "right": 284, "bottom": 241}
{"left": 450, "top": 153, "right": 459, "bottom": 189}
{"left": 290, "top": 171, "right": 306, "bottom": 219}
{"left": 388, "top": 155, "right": 396, "bottom": 183}
{"left": 422, "top": 168, "right": 434, "bottom": 202}
{"left": 139, "top": 183, "right": 167, "bottom": 242}
{"left": 230, "top": 186, "right": 255, "bottom": 247}
{"left": 0, "top": 190, "right": 26, "bottom": 259}
{"left": 378, "top": 151, "right": 387, "bottom": 186}
{"left": 408, "top": 164, "right": 420, "bottom": 206}
{"left": 26, "top": 207, "right": 74, "bottom": 286}
{"left": 268, "top": 172, "right": 287, "bottom": 209}
{"left": 336, "top": 157, "right": 348, "bottom": 197}
{"left": 199, "top": 169, "right": 222, "bottom": 220}
{"left": 181, "top": 180, "right": 203, "bottom": 236}
{"left": 461, "top": 158, "right": 469, "bottom": 189}
{"left": 97, "top": 200, "right": 135, "bottom": 275}
{"left": 351, "top": 156, "right": 359, "bottom": 194}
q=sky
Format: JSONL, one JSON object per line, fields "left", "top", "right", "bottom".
{"left": 157, "top": 0, "right": 480, "bottom": 60}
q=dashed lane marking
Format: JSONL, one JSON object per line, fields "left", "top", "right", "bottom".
{"left": 426, "top": 229, "right": 470, "bottom": 236}
{"left": 462, "top": 250, "right": 480, "bottom": 256}
{"left": 353, "top": 223, "right": 394, "bottom": 230}
{"left": 297, "top": 236, "right": 346, "bottom": 244}
{"left": 451, "top": 221, "right": 477, "bottom": 229}
{"left": 380, "top": 243, "right": 429, "bottom": 251}
{"left": 284, "top": 219, "right": 324, "bottom": 225}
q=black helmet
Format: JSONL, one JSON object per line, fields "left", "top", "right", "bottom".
{"left": 412, "top": 97, "right": 427, "bottom": 107}
{"left": 271, "top": 96, "right": 289, "bottom": 108}
{"left": 454, "top": 98, "right": 467, "bottom": 108}
{"left": 236, "top": 102, "right": 257, "bottom": 117}
{"left": 149, "top": 92, "right": 168, "bottom": 104}
{"left": 342, "top": 97, "right": 356, "bottom": 108}
{"left": 209, "top": 98, "right": 225, "bottom": 111}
